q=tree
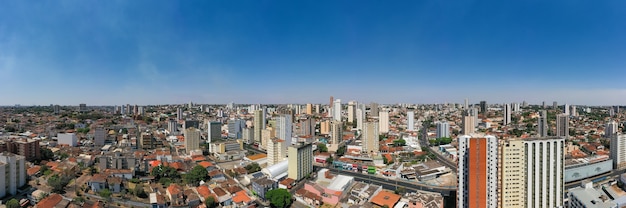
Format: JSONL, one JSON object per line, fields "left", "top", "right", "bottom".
{"left": 393, "top": 139, "right": 406, "bottom": 146}
{"left": 134, "top": 184, "right": 148, "bottom": 198}
{"left": 245, "top": 163, "right": 261, "bottom": 173}
{"left": 317, "top": 143, "right": 328, "bottom": 152}
{"left": 143, "top": 117, "right": 154, "bottom": 124}
{"left": 48, "top": 174, "right": 72, "bottom": 193}
{"left": 98, "top": 189, "right": 112, "bottom": 200}
{"left": 184, "top": 165, "right": 209, "bottom": 186}
{"left": 326, "top": 156, "right": 334, "bottom": 166}
{"left": 266, "top": 188, "right": 292, "bottom": 208}
{"left": 40, "top": 148, "right": 55, "bottom": 161}
{"left": 6, "top": 198, "right": 19, "bottom": 208}
{"left": 206, "top": 196, "right": 217, "bottom": 208}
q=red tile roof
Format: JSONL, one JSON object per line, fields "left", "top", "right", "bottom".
{"left": 198, "top": 161, "right": 214, "bottom": 168}
{"left": 27, "top": 166, "right": 41, "bottom": 176}
{"left": 36, "top": 193, "right": 63, "bottom": 208}
{"left": 232, "top": 190, "right": 252, "bottom": 204}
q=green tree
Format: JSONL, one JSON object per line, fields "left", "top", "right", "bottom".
{"left": 143, "top": 117, "right": 154, "bottom": 124}
{"left": 6, "top": 198, "right": 19, "bottom": 208}
{"left": 317, "top": 143, "right": 328, "bottom": 152}
{"left": 184, "top": 165, "right": 209, "bottom": 186}
{"left": 98, "top": 188, "right": 112, "bottom": 200}
{"left": 393, "top": 139, "right": 406, "bottom": 146}
{"left": 326, "top": 156, "right": 334, "bottom": 166}
{"left": 245, "top": 163, "right": 261, "bottom": 173}
{"left": 266, "top": 188, "right": 292, "bottom": 208}
{"left": 41, "top": 148, "right": 55, "bottom": 161}
{"left": 206, "top": 196, "right": 217, "bottom": 208}
{"left": 134, "top": 184, "right": 148, "bottom": 198}
{"left": 48, "top": 174, "right": 72, "bottom": 193}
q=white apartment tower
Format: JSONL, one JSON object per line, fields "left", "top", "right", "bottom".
{"left": 333, "top": 99, "right": 342, "bottom": 122}
{"left": 407, "top": 110, "right": 415, "bottom": 131}
{"left": 503, "top": 103, "right": 511, "bottom": 126}
{"left": 611, "top": 134, "right": 626, "bottom": 170}
{"left": 606, "top": 121, "right": 619, "bottom": 138}
{"left": 435, "top": 121, "right": 450, "bottom": 138}
{"left": 267, "top": 138, "right": 284, "bottom": 166}
{"left": 347, "top": 101, "right": 356, "bottom": 123}
{"left": 362, "top": 122, "right": 379, "bottom": 154}
{"left": 254, "top": 110, "right": 263, "bottom": 145}
{"left": 0, "top": 153, "right": 26, "bottom": 198}
{"left": 457, "top": 134, "right": 498, "bottom": 208}
{"left": 378, "top": 109, "right": 389, "bottom": 134}
{"left": 276, "top": 115, "right": 292, "bottom": 152}
{"left": 462, "top": 110, "right": 476, "bottom": 135}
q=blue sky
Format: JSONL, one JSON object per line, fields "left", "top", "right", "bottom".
{"left": 1, "top": 1, "right": 626, "bottom": 105}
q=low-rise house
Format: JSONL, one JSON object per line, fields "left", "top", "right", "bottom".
{"left": 251, "top": 176, "right": 277, "bottom": 200}
{"left": 88, "top": 174, "right": 107, "bottom": 192}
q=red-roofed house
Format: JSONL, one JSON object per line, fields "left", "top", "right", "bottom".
{"left": 232, "top": 190, "right": 252, "bottom": 206}
{"left": 36, "top": 194, "right": 63, "bottom": 208}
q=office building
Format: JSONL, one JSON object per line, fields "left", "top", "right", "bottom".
{"left": 462, "top": 111, "right": 475, "bottom": 135}
{"left": 606, "top": 121, "right": 618, "bottom": 138}
{"left": 0, "top": 153, "right": 25, "bottom": 198}
{"left": 333, "top": 99, "right": 342, "bottom": 122}
{"left": 379, "top": 109, "right": 389, "bottom": 134}
{"left": 228, "top": 119, "right": 245, "bottom": 139}
{"left": 299, "top": 117, "right": 315, "bottom": 137}
{"left": 254, "top": 110, "right": 264, "bottom": 145}
{"left": 479, "top": 101, "right": 487, "bottom": 114}
{"left": 288, "top": 142, "right": 313, "bottom": 181}
{"left": 267, "top": 138, "right": 284, "bottom": 166}
{"left": 207, "top": 121, "right": 222, "bottom": 143}
{"left": 407, "top": 110, "right": 415, "bottom": 131}
{"left": 498, "top": 137, "right": 564, "bottom": 208}
{"left": 347, "top": 101, "right": 356, "bottom": 123}
{"left": 503, "top": 103, "right": 511, "bottom": 126}
{"left": 94, "top": 127, "right": 106, "bottom": 146}
{"left": 436, "top": 121, "right": 450, "bottom": 138}
{"left": 362, "top": 122, "right": 379, "bottom": 154}
{"left": 57, "top": 133, "right": 78, "bottom": 147}
{"left": 79, "top": 103, "right": 87, "bottom": 112}
{"left": 184, "top": 128, "right": 201, "bottom": 152}
{"left": 276, "top": 115, "right": 292, "bottom": 151}
{"left": 556, "top": 114, "right": 569, "bottom": 138}
{"left": 537, "top": 110, "right": 548, "bottom": 137}
{"left": 183, "top": 120, "right": 200, "bottom": 129}
{"left": 611, "top": 134, "right": 626, "bottom": 170}
{"left": 457, "top": 134, "right": 498, "bottom": 208}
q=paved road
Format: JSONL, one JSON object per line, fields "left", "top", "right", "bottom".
{"left": 83, "top": 193, "right": 151, "bottom": 208}
{"left": 314, "top": 165, "right": 455, "bottom": 196}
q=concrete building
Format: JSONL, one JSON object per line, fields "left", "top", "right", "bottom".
{"left": 457, "top": 134, "right": 498, "bottom": 208}
{"left": 276, "top": 115, "right": 292, "bottom": 152}
{"left": 370, "top": 102, "right": 379, "bottom": 117}
{"left": 356, "top": 108, "right": 365, "bottom": 130}
{"left": 176, "top": 108, "right": 183, "bottom": 120}
{"left": 94, "top": 127, "right": 106, "bottom": 146}
{"left": 606, "top": 121, "right": 619, "bottom": 138}
{"left": 288, "top": 142, "right": 313, "bottom": 181}
{"left": 407, "top": 110, "right": 415, "bottom": 131}
{"left": 362, "top": 122, "right": 379, "bottom": 154}
{"left": 556, "top": 114, "right": 570, "bottom": 138}
{"left": 0, "top": 138, "right": 41, "bottom": 161}
{"left": 57, "top": 133, "right": 78, "bottom": 147}
{"left": 228, "top": 119, "right": 245, "bottom": 139}
{"left": 347, "top": 101, "right": 356, "bottom": 124}
{"left": 306, "top": 103, "right": 313, "bottom": 115}
{"left": 184, "top": 120, "right": 200, "bottom": 130}
{"left": 333, "top": 99, "right": 342, "bottom": 122}
{"left": 254, "top": 110, "right": 263, "bottom": 145}
{"left": 184, "top": 127, "right": 201, "bottom": 152}
{"left": 299, "top": 117, "right": 315, "bottom": 137}
{"left": 242, "top": 128, "right": 254, "bottom": 144}
{"left": 611, "top": 134, "right": 626, "bottom": 170}
{"left": 379, "top": 109, "right": 389, "bottom": 134}
{"left": 207, "top": 121, "right": 222, "bottom": 143}
{"left": 0, "top": 153, "right": 26, "bottom": 198}
{"left": 479, "top": 101, "right": 487, "bottom": 114}
{"left": 330, "top": 121, "right": 342, "bottom": 146}
{"left": 167, "top": 120, "right": 178, "bottom": 135}
{"left": 564, "top": 103, "right": 570, "bottom": 116}
{"left": 503, "top": 103, "right": 511, "bottom": 126}
{"left": 267, "top": 139, "right": 284, "bottom": 166}
{"left": 537, "top": 110, "right": 548, "bottom": 137}
{"left": 498, "top": 137, "right": 564, "bottom": 208}
{"left": 79, "top": 103, "right": 87, "bottom": 112}
{"left": 568, "top": 181, "right": 617, "bottom": 208}
{"left": 435, "top": 121, "right": 450, "bottom": 138}
{"left": 462, "top": 111, "right": 475, "bottom": 135}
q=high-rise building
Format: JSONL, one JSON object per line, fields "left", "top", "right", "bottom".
{"left": 184, "top": 127, "right": 201, "bottom": 152}
{"left": 479, "top": 101, "right": 487, "bottom": 114}
{"left": 333, "top": 99, "right": 342, "bottom": 122}
{"left": 362, "top": 122, "right": 379, "bottom": 154}
{"left": 242, "top": 128, "right": 254, "bottom": 144}
{"left": 320, "top": 120, "right": 330, "bottom": 135}
{"left": 462, "top": 111, "right": 475, "bottom": 135}
{"left": 0, "top": 139, "right": 41, "bottom": 161}
{"left": 228, "top": 119, "right": 245, "bottom": 139}
{"left": 57, "top": 133, "right": 78, "bottom": 147}
{"left": 261, "top": 127, "right": 275, "bottom": 150}
{"left": 0, "top": 153, "right": 25, "bottom": 198}
{"left": 570, "top": 105, "right": 577, "bottom": 116}
{"left": 306, "top": 103, "right": 313, "bottom": 115}
{"left": 207, "top": 121, "right": 222, "bottom": 153}
{"left": 556, "top": 114, "right": 569, "bottom": 138}
{"left": 606, "top": 121, "right": 618, "bottom": 138}
{"left": 356, "top": 104, "right": 366, "bottom": 130}
{"left": 94, "top": 127, "right": 106, "bottom": 146}
{"left": 564, "top": 103, "right": 570, "bottom": 115}
{"left": 53, "top": 105, "right": 60, "bottom": 114}
{"left": 457, "top": 135, "right": 498, "bottom": 208}
{"left": 168, "top": 120, "right": 178, "bottom": 135}
{"left": 407, "top": 110, "right": 415, "bottom": 131}
{"left": 347, "top": 101, "right": 356, "bottom": 123}
{"left": 503, "top": 103, "right": 511, "bottom": 126}
{"left": 537, "top": 110, "right": 548, "bottom": 137}
{"left": 276, "top": 115, "right": 292, "bottom": 151}
{"left": 464, "top": 98, "right": 469, "bottom": 109}
{"left": 611, "top": 134, "right": 626, "bottom": 170}
{"left": 267, "top": 138, "right": 284, "bottom": 166}
{"left": 378, "top": 109, "right": 389, "bottom": 134}
{"left": 436, "top": 121, "right": 450, "bottom": 138}
{"left": 370, "top": 102, "right": 379, "bottom": 117}
{"left": 287, "top": 142, "right": 313, "bottom": 181}
{"left": 299, "top": 118, "right": 315, "bottom": 137}
{"left": 330, "top": 121, "right": 343, "bottom": 145}
{"left": 498, "top": 137, "right": 564, "bottom": 208}
{"left": 254, "top": 110, "right": 263, "bottom": 145}
{"left": 542, "top": 101, "right": 546, "bottom": 109}
{"left": 553, "top": 101, "right": 558, "bottom": 110}
{"left": 183, "top": 120, "right": 200, "bottom": 129}
{"left": 79, "top": 103, "right": 87, "bottom": 112}
{"left": 176, "top": 108, "right": 183, "bottom": 120}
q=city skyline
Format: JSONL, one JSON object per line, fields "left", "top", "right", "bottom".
{"left": 2, "top": 1, "right": 626, "bottom": 105}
